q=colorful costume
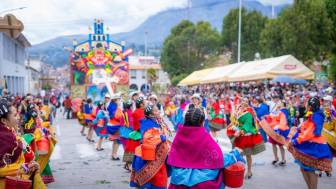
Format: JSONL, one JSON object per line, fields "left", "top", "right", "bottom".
{"left": 122, "top": 108, "right": 135, "bottom": 162}
{"left": 265, "top": 109, "right": 290, "bottom": 146}
{"left": 107, "top": 103, "right": 124, "bottom": 141}
{"left": 253, "top": 102, "right": 270, "bottom": 142}
{"left": 322, "top": 105, "right": 336, "bottom": 156}
{"left": 168, "top": 126, "right": 244, "bottom": 189}
{"left": 130, "top": 118, "right": 169, "bottom": 189}
{"left": 173, "top": 102, "right": 187, "bottom": 131}
{"left": 84, "top": 103, "right": 94, "bottom": 126}
{"left": 0, "top": 124, "right": 46, "bottom": 189}
{"left": 209, "top": 102, "right": 226, "bottom": 131}
{"left": 289, "top": 110, "right": 333, "bottom": 172}
{"left": 232, "top": 110, "right": 265, "bottom": 155}
{"left": 93, "top": 110, "right": 109, "bottom": 139}
{"left": 124, "top": 108, "right": 145, "bottom": 163}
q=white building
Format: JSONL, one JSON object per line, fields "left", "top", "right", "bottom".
{"left": 26, "top": 58, "right": 42, "bottom": 95}
{"left": 0, "top": 14, "right": 31, "bottom": 95}
{"left": 0, "top": 33, "right": 31, "bottom": 95}
{"left": 128, "top": 56, "right": 170, "bottom": 92}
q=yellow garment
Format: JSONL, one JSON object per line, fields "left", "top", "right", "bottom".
{"left": 41, "top": 105, "right": 51, "bottom": 121}
{"left": 37, "top": 136, "right": 57, "bottom": 172}
{"left": 0, "top": 154, "right": 46, "bottom": 189}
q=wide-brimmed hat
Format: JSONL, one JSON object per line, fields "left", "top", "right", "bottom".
{"left": 191, "top": 93, "right": 201, "bottom": 100}
{"left": 110, "top": 93, "right": 121, "bottom": 100}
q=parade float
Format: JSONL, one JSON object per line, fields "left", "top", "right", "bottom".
{"left": 69, "top": 19, "right": 132, "bottom": 102}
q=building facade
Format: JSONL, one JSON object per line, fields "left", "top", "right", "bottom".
{"left": 0, "top": 32, "right": 30, "bottom": 95}
{"left": 129, "top": 56, "right": 170, "bottom": 93}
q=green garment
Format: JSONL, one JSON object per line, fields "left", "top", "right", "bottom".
{"left": 238, "top": 112, "right": 257, "bottom": 134}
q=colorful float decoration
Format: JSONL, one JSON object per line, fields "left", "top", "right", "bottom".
{"left": 69, "top": 19, "right": 132, "bottom": 102}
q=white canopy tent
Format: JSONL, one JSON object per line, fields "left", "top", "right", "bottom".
{"left": 226, "top": 55, "right": 314, "bottom": 82}
{"left": 179, "top": 55, "right": 315, "bottom": 86}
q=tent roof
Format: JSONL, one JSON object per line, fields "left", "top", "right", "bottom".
{"left": 178, "top": 68, "right": 216, "bottom": 86}
{"left": 200, "top": 63, "right": 242, "bottom": 84}
{"left": 178, "top": 55, "right": 314, "bottom": 85}
{"left": 227, "top": 55, "right": 314, "bottom": 82}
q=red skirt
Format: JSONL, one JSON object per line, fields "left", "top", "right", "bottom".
{"left": 234, "top": 134, "right": 263, "bottom": 149}
{"left": 125, "top": 139, "right": 140, "bottom": 153}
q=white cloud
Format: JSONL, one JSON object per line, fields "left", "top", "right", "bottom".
{"left": 1, "top": 0, "right": 292, "bottom": 44}
{"left": 1, "top": 0, "right": 187, "bottom": 44}
{"left": 257, "top": 0, "right": 293, "bottom": 5}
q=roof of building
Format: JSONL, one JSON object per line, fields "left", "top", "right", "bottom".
{"left": 129, "top": 64, "right": 162, "bottom": 70}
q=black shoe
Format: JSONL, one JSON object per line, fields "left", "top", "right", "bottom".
{"left": 96, "top": 148, "right": 104, "bottom": 151}
{"left": 272, "top": 160, "right": 279, "bottom": 165}
{"left": 112, "top": 157, "right": 120, "bottom": 161}
{"left": 279, "top": 160, "right": 286, "bottom": 166}
{"left": 326, "top": 172, "right": 332, "bottom": 177}
{"left": 247, "top": 173, "right": 253, "bottom": 179}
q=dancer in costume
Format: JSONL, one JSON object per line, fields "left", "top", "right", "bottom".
{"left": 121, "top": 100, "right": 134, "bottom": 171}
{"left": 168, "top": 107, "right": 245, "bottom": 189}
{"left": 94, "top": 102, "right": 108, "bottom": 151}
{"left": 83, "top": 99, "right": 94, "bottom": 142}
{"left": 229, "top": 102, "right": 265, "bottom": 179}
{"left": 125, "top": 97, "right": 145, "bottom": 164}
{"left": 252, "top": 96, "right": 270, "bottom": 142}
{"left": 173, "top": 97, "right": 187, "bottom": 131}
{"left": 0, "top": 98, "right": 47, "bottom": 189}
{"left": 130, "top": 105, "right": 169, "bottom": 189}
{"left": 184, "top": 94, "right": 209, "bottom": 132}
{"left": 286, "top": 96, "right": 333, "bottom": 189}
{"left": 209, "top": 96, "right": 226, "bottom": 140}
{"left": 265, "top": 102, "right": 289, "bottom": 166}
{"left": 149, "top": 94, "right": 165, "bottom": 117}
{"left": 106, "top": 93, "right": 125, "bottom": 160}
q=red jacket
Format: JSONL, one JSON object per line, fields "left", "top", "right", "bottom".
{"left": 132, "top": 108, "right": 145, "bottom": 131}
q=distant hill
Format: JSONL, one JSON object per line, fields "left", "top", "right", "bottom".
{"left": 28, "top": 0, "right": 290, "bottom": 67}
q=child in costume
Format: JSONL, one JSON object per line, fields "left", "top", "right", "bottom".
{"left": 121, "top": 101, "right": 134, "bottom": 171}
{"left": 93, "top": 102, "right": 108, "bottom": 151}
{"left": 265, "top": 102, "right": 289, "bottom": 166}
{"left": 287, "top": 96, "right": 333, "bottom": 189}
{"left": 130, "top": 105, "right": 169, "bottom": 189}
{"left": 229, "top": 102, "right": 265, "bottom": 179}
{"left": 168, "top": 107, "right": 245, "bottom": 189}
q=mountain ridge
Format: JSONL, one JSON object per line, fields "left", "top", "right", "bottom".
{"left": 28, "top": 0, "right": 290, "bottom": 67}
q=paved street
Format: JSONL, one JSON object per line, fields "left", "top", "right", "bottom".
{"left": 48, "top": 115, "right": 336, "bottom": 189}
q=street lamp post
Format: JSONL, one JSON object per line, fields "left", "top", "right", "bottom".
{"left": 237, "top": 0, "right": 242, "bottom": 63}
{"left": 0, "top": 7, "right": 27, "bottom": 15}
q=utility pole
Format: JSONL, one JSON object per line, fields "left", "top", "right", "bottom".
{"left": 0, "top": 7, "right": 27, "bottom": 15}
{"left": 237, "top": 0, "right": 242, "bottom": 63}
{"left": 145, "top": 30, "right": 148, "bottom": 57}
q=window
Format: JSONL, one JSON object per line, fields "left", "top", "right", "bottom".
{"left": 130, "top": 70, "right": 136, "bottom": 79}
{"left": 142, "top": 71, "right": 146, "bottom": 79}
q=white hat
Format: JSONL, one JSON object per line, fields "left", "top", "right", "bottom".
{"left": 105, "top": 93, "right": 111, "bottom": 98}
{"left": 110, "top": 93, "right": 121, "bottom": 100}
{"left": 149, "top": 94, "right": 158, "bottom": 100}
{"left": 323, "top": 95, "right": 333, "bottom": 102}
{"left": 191, "top": 93, "right": 201, "bottom": 100}
{"left": 129, "top": 91, "right": 139, "bottom": 98}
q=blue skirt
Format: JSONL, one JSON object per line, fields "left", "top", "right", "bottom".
{"left": 107, "top": 125, "right": 121, "bottom": 135}
{"left": 293, "top": 141, "right": 333, "bottom": 159}
{"left": 120, "top": 127, "right": 133, "bottom": 138}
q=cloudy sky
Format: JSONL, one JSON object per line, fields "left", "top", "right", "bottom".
{"left": 1, "top": 0, "right": 292, "bottom": 45}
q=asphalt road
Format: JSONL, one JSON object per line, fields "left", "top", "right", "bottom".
{"left": 47, "top": 116, "right": 336, "bottom": 189}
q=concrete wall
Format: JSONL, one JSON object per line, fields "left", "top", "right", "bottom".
{"left": 0, "top": 33, "right": 28, "bottom": 95}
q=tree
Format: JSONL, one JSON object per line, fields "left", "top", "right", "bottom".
{"left": 147, "top": 68, "right": 158, "bottom": 89}
{"left": 161, "top": 20, "right": 221, "bottom": 85}
{"left": 260, "top": 0, "right": 333, "bottom": 65}
{"left": 326, "top": 0, "right": 336, "bottom": 81}
{"left": 222, "top": 8, "right": 268, "bottom": 62}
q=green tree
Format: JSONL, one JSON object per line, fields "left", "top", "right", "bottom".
{"left": 260, "top": 0, "right": 333, "bottom": 65}
{"left": 222, "top": 8, "right": 268, "bottom": 62}
{"left": 147, "top": 68, "right": 158, "bottom": 88}
{"left": 326, "top": 0, "right": 336, "bottom": 81}
{"left": 161, "top": 20, "right": 220, "bottom": 85}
